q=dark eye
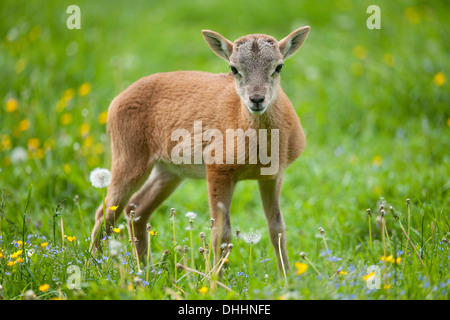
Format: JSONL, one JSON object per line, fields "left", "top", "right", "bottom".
{"left": 230, "top": 66, "right": 239, "bottom": 76}
{"left": 274, "top": 64, "right": 283, "bottom": 74}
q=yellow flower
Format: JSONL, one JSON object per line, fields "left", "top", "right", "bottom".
{"left": 7, "top": 261, "right": 16, "bottom": 267}
{"left": 67, "top": 236, "right": 76, "bottom": 243}
{"left": 98, "top": 111, "right": 108, "bottom": 124}
{"left": 80, "top": 123, "right": 90, "bottom": 137}
{"left": 294, "top": 262, "right": 308, "bottom": 275}
{"left": 1, "top": 135, "right": 12, "bottom": 151}
{"left": 372, "top": 155, "right": 383, "bottom": 167}
{"left": 112, "top": 228, "right": 121, "bottom": 233}
{"left": 41, "top": 242, "right": 48, "bottom": 248}
{"left": 384, "top": 284, "right": 391, "bottom": 290}
{"left": 362, "top": 272, "right": 375, "bottom": 281}
{"left": 380, "top": 255, "right": 395, "bottom": 263}
{"left": 61, "top": 112, "right": 73, "bottom": 125}
{"left": 39, "top": 284, "right": 50, "bottom": 292}
{"left": 64, "top": 163, "right": 71, "bottom": 175}
{"left": 19, "top": 119, "right": 30, "bottom": 132}
{"left": 5, "top": 98, "right": 18, "bottom": 112}
{"left": 352, "top": 45, "right": 367, "bottom": 60}
{"left": 63, "top": 88, "right": 76, "bottom": 101}
{"left": 109, "top": 205, "right": 119, "bottom": 211}
{"left": 0, "top": 251, "right": 4, "bottom": 259}
{"left": 433, "top": 72, "right": 446, "bottom": 87}
{"left": 339, "top": 270, "right": 348, "bottom": 275}
{"left": 16, "top": 257, "right": 24, "bottom": 263}
{"left": 15, "top": 241, "right": 23, "bottom": 247}
{"left": 199, "top": 286, "right": 208, "bottom": 294}
{"left": 10, "top": 250, "right": 23, "bottom": 259}
{"left": 78, "top": 83, "right": 92, "bottom": 97}
{"left": 395, "top": 257, "right": 402, "bottom": 264}
{"left": 149, "top": 230, "right": 158, "bottom": 236}
{"left": 28, "top": 138, "right": 40, "bottom": 151}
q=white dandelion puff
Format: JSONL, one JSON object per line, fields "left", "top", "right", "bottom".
{"left": 242, "top": 230, "right": 261, "bottom": 244}
{"left": 10, "top": 147, "right": 28, "bottom": 164}
{"left": 89, "top": 168, "right": 112, "bottom": 188}
{"left": 109, "top": 239, "right": 123, "bottom": 256}
{"left": 185, "top": 211, "right": 198, "bottom": 220}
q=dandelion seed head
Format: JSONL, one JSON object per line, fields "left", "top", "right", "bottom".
{"left": 89, "top": 168, "right": 112, "bottom": 188}
{"left": 243, "top": 230, "right": 261, "bottom": 244}
{"left": 185, "top": 211, "right": 197, "bottom": 220}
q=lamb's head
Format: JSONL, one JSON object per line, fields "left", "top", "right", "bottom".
{"left": 202, "top": 27, "right": 310, "bottom": 115}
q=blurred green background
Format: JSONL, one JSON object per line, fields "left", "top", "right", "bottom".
{"left": 0, "top": 0, "right": 449, "bottom": 299}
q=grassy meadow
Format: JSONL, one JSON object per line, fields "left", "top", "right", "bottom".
{"left": 0, "top": 0, "right": 449, "bottom": 300}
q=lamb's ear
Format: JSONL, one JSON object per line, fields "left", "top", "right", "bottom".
{"left": 202, "top": 30, "right": 234, "bottom": 62}
{"left": 278, "top": 26, "right": 310, "bottom": 60}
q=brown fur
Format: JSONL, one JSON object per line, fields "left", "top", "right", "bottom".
{"left": 90, "top": 27, "right": 310, "bottom": 274}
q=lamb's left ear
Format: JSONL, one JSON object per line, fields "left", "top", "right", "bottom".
{"left": 278, "top": 26, "right": 310, "bottom": 60}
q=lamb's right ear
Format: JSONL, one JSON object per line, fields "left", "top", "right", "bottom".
{"left": 202, "top": 30, "right": 233, "bottom": 62}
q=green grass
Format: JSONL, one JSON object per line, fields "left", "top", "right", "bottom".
{"left": 0, "top": 0, "right": 449, "bottom": 300}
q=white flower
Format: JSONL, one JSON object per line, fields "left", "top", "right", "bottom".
{"left": 10, "top": 147, "right": 28, "bottom": 164}
{"left": 109, "top": 239, "right": 123, "bottom": 256}
{"left": 185, "top": 211, "right": 197, "bottom": 220}
{"left": 89, "top": 168, "right": 112, "bottom": 188}
{"left": 242, "top": 230, "right": 261, "bottom": 244}
{"left": 27, "top": 249, "right": 35, "bottom": 258}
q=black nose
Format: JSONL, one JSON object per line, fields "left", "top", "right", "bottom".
{"left": 250, "top": 96, "right": 265, "bottom": 104}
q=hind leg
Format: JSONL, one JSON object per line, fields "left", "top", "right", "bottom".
{"left": 125, "top": 163, "right": 183, "bottom": 260}
{"left": 89, "top": 153, "right": 153, "bottom": 254}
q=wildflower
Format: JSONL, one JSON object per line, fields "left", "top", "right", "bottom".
{"left": 109, "top": 205, "right": 119, "bottom": 211}
{"left": 5, "top": 98, "right": 18, "bottom": 112}
{"left": 67, "top": 236, "right": 76, "bottom": 243}
{"left": 149, "top": 230, "right": 157, "bottom": 236}
{"left": 40, "top": 242, "right": 48, "bottom": 248}
{"left": 199, "top": 286, "right": 208, "bottom": 294}
{"left": 125, "top": 211, "right": 141, "bottom": 222}
{"left": 362, "top": 272, "right": 375, "bottom": 282}
{"left": 372, "top": 155, "right": 383, "bottom": 167}
{"left": 109, "top": 239, "right": 123, "bottom": 256}
{"left": 16, "top": 257, "right": 23, "bottom": 263}
{"left": 339, "top": 270, "right": 348, "bottom": 275}
{"left": 112, "top": 227, "right": 121, "bottom": 233}
{"left": 7, "top": 261, "right": 15, "bottom": 267}
{"left": 318, "top": 227, "right": 325, "bottom": 235}
{"left": 98, "top": 111, "right": 108, "bottom": 124}
{"left": 10, "top": 250, "right": 22, "bottom": 259}
{"left": 294, "top": 262, "right": 308, "bottom": 275}
{"left": 185, "top": 211, "right": 197, "bottom": 220}
{"left": 39, "top": 284, "right": 50, "bottom": 292}
{"left": 14, "top": 240, "right": 23, "bottom": 248}
{"left": 433, "top": 72, "right": 446, "bottom": 87}
{"left": 78, "top": 83, "right": 92, "bottom": 96}
{"left": 242, "top": 230, "right": 261, "bottom": 244}
{"left": 89, "top": 168, "right": 112, "bottom": 188}
{"left": 10, "top": 147, "right": 28, "bottom": 164}
{"left": 61, "top": 113, "right": 72, "bottom": 125}
{"left": 384, "top": 284, "right": 391, "bottom": 290}
{"left": 19, "top": 119, "right": 30, "bottom": 132}
{"left": 395, "top": 257, "right": 401, "bottom": 264}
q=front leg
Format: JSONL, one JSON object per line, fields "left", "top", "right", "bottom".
{"left": 258, "top": 174, "right": 290, "bottom": 274}
{"left": 206, "top": 167, "right": 236, "bottom": 267}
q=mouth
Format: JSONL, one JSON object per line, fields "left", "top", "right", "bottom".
{"left": 248, "top": 103, "right": 266, "bottom": 115}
